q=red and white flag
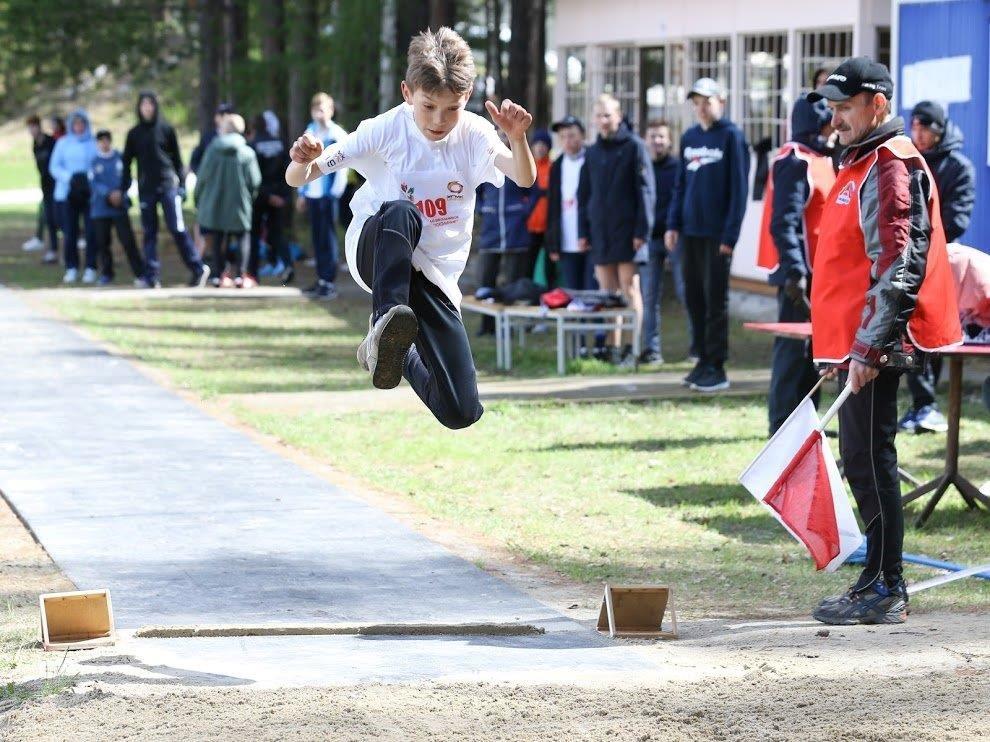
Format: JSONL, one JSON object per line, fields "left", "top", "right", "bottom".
{"left": 739, "top": 385, "right": 863, "bottom": 572}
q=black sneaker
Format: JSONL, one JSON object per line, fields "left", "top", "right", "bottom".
{"left": 357, "top": 305, "right": 419, "bottom": 389}
{"left": 638, "top": 349, "right": 664, "bottom": 366}
{"left": 691, "top": 366, "right": 729, "bottom": 393}
{"left": 302, "top": 281, "right": 321, "bottom": 295}
{"left": 682, "top": 362, "right": 705, "bottom": 387}
{"left": 812, "top": 579, "right": 908, "bottom": 625}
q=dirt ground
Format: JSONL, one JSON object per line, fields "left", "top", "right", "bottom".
{"left": 3, "top": 484, "right": 989, "bottom": 740}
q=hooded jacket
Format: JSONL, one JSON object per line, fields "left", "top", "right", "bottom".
{"left": 921, "top": 120, "right": 975, "bottom": 243}
{"left": 194, "top": 132, "right": 262, "bottom": 233}
{"left": 577, "top": 121, "right": 655, "bottom": 256}
{"left": 667, "top": 116, "right": 750, "bottom": 247}
{"left": 33, "top": 133, "right": 56, "bottom": 195}
{"left": 122, "top": 92, "right": 185, "bottom": 196}
{"left": 250, "top": 111, "right": 291, "bottom": 202}
{"left": 48, "top": 109, "right": 97, "bottom": 202}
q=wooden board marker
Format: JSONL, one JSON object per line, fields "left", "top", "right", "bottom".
{"left": 39, "top": 589, "right": 116, "bottom": 651}
{"left": 596, "top": 584, "right": 678, "bottom": 639}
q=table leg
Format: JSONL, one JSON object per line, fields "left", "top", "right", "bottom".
{"left": 557, "top": 316, "right": 565, "bottom": 375}
{"left": 494, "top": 313, "right": 503, "bottom": 370}
{"left": 503, "top": 316, "right": 513, "bottom": 371}
{"left": 916, "top": 475, "right": 953, "bottom": 527}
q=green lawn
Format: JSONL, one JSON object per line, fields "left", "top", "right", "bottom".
{"left": 4, "top": 205, "right": 989, "bottom": 619}
{"left": 0, "top": 147, "right": 39, "bottom": 191}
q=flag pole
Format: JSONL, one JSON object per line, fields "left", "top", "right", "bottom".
{"left": 816, "top": 383, "right": 854, "bottom": 432}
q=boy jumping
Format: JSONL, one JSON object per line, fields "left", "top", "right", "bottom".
{"left": 286, "top": 27, "right": 536, "bottom": 429}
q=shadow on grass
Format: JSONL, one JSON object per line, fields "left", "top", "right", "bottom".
{"left": 531, "top": 434, "right": 765, "bottom": 455}
{"left": 622, "top": 481, "right": 751, "bottom": 508}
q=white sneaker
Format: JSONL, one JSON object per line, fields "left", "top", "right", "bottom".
{"left": 42, "top": 250, "right": 59, "bottom": 265}
{"left": 196, "top": 264, "right": 211, "bottom": 288}
{"left": 62, "top": 268, "right": 79, "bottom": 283}
{"left": 22, "top": 236, "right": 43, "bottom": 251}
{"left": 81, "top": 267, "right": 98, "bottom": 284}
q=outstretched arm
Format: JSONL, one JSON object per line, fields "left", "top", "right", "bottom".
{"left": 487, "top": 99, "right": 536, "bottom": 187}
{"left": 285, "top": 133, "right": 326, "bottom": 188}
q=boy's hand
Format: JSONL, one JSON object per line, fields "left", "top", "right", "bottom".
{"left": 485, "top": 99, "right": 533, "bottom": 142}
{"left": 290, "top": 132, "right": 323, "bottom": 164}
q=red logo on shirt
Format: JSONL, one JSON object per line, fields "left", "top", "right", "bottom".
{"left": 401, "top": 182, "right": 415, "bottom": 201}
{"left": 835, "top": 181, "right": 856, "bottom": 206}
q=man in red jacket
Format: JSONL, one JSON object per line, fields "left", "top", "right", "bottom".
{"left": 808, "top": 58, "right": 962, "bottom": 625}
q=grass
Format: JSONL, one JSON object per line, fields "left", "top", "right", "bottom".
{"left": 0, "top": 149, "right": 39, "bottom": 191}
{"left": 2, "top": 200, "right": 989, "bottom": 618}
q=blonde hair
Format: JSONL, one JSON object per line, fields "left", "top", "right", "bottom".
{"left": 405, "top": 27, "right": 476, "bottom": 96}
{"left": 311, "top": 92, "right": 334, "bottom": 109}
{"left": 595, "top": 94, "right": 621, "bottom": 113}
{"left": 222, "top": 114, "right": 246, "bottom": 135}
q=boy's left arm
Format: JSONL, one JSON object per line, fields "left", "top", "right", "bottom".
{"left": 486, "top": 99, "right": 536, "bottom": 187}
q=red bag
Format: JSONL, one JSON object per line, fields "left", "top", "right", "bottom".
{"left": 541, "top": 288, "right": 572, "bottom": 309}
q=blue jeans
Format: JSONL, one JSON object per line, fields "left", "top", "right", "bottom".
{"left": 57, "top": 199, "right": 96, "bottom": 271}
{"left": 639, "top": 239, "right": 668, "bottom": 354}
{"left": 307, "top": 196, "right": 339, "bottom": 283}
{"left": 140, "top": 187, "right": 202, "bottom": 283}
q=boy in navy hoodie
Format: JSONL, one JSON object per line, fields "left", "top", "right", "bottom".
{"left": 90, "top": 130, "right": 146, "bottom": 286}
{"left": 665, "top": 78, "right": 749, "bottom": 392}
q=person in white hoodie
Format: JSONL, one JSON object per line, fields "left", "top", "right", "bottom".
{"left": 296, "top": 92, "right": 349, "bottom": 300}
{"left": 48, "top": 109, "right": 98, "bottom": 283}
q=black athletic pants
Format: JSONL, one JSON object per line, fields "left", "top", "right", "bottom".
{"left": 838, "top": 368, "right": 904, "bottom": 589}
{"left": 681, "top": 235, "right": 731, "bottom": 370}
{"left": 768, "top": 287, "right": 820, "bottom": 435}
{"left": 92, "top": 215, "right": 145, "bottom": 280}
{"left": 905, "top": 356, "right": 943, "bottom": 411}
{"left": 249, "top": 196, "right": 291, "bottom": 278}
{"left": 356, "top": 199, "right": 483, "bottom": 430}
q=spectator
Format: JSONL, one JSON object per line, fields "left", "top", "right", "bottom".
{"left": 23, "top": 115, "right": 59, "bottom": 265}
{"left": 122, "top": 91, "right": 209, "bottom": 288}
{"left": 50, "top": 116, "right": 66, "bottom": 140}
{"left": 640, "top": 118, "right": 680, "bottom": 366}
{"left": 249, "top": 111, "right": 294, "bottom": 285}
{"left": 475, "top": 132, "right": 536, "bottom": 334}
{"left": 48, "top": 109, "right": 98, "bottom": 283}
{"left": 757, "top": 99, "right": 835, "bottom": 435}
{"left": 194, "top": 114, "right": 261, "bottom": 287}
{"left": 525, "top": 128, "right": 553, "bottom": 284}
{"left": 899, "top": 100, "right": 977, "bottom": 434}
{"left": 665, "top": 78, "right": 749, "bottom": 392}
{"left": 297, "top": 92, "right": 349, "bottom": 300}
{"left": 546, "top": 115, "right": 591, "bottom": 290}
{"left": 189, "top": 102, "right": 234, "bottom": 175}
{"left": 578, "top": 94, "right": 654, "bottom": 366}
{"left": 89, "top": 130, "right": 146, "bottom": 286}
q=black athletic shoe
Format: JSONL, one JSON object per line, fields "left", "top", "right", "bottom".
{"left": 682, "top": 362, "right": 705, "bottom": 387}
{"left": 812, "top": 578, "right": 908, "bottom": 625}
{"left": 312, "top": 280, "right": 338, "bottom": 301}
{"left": 690, "top": 365, "right": 730, "bottom": 393}
{"left": 357, "top": 305, "right": 419, "bottom": 390}
{"left": 302, "top": 281, "right": 320, "bottom": 295}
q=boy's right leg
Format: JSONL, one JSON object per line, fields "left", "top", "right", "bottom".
{"left": 114, "top": 215, "right": 146, "bottom": 279}
{"left": 680, "top": 236, "right": 707, "bottom": 366}
{"left": 139, "top": 194, "right": 161, "bottom": 284}
{"left": 91, "top": 217, "right": 113, "bottom": 280}
{"left": 60, "top": 201, "right": 79, "bottom": 270}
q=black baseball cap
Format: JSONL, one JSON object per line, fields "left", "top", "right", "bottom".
{"left": 216, "top": 102, "right": 235, "bottom": 115}
{"left": 552, "top": 114, "right": 585, "bottom": 133}
{"left": 95, "top": 129, "right": 112, "bottom": 141}
{"left": 807, "top": 57, "right": 893, "bottom": 102}
{"left": 911, "top": 100, "right": 946, "bottom": 134}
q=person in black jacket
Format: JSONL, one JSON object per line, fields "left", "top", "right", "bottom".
{"left": 24, "top": 115, "right": 59, "bottom": 263}
{"left": 545, "top": 115, "right": 591, "bottom": 291}
{"left": 248, "top": 111, "right": 294, "bottom": 286}
{"left": 577, "top": 94, "right": 655, "bottom": 364}
{"left": 899, "top": 100, "right": 977, "bottom": 434}
{"left": 122, "top": 91, "right": 209, "bottom": 288}
{"left": 665, "top": 78, "right": 749, "bottom": 392}
{"left": 640, "top": 119, "right": 680, "bottom": 365}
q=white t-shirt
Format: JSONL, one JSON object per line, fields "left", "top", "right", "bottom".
{"left": 559, "top": 151, "right": 585, "bottom": 254}
{"left": 314, "top": 103, "right": 506, "bottom": 306}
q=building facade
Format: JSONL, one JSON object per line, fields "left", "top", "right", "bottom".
{"left": 551, "top": 0, "right": 892, "bottom": 280}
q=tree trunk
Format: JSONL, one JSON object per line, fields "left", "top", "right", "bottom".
{"left": 198, "top": 0, "right": 220, "bottom": 134}
{"left": 286, "top": 0, "right": 318, "bottom": 139}
{"left": 429, "top": 0, "right": 456, "bottom": 29}
{"left": 508, "top": 0, "right": 545, "bottom": 119}
{"left": 261, "top": 0, "right": 288, "bottom": 136}
{"left": 486, "top": 0, "right": 503, "bottom": 100}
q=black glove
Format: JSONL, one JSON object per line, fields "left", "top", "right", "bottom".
{"left": 783, "top": 275, "right": 810, "bottom": 318}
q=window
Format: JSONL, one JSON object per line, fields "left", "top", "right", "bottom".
{"left": 741, "top": 33, "right": 789, "bottom": 148}
{"left": 799, "top": 30, "right": 853, "bottom": 94}
{"left": 687, "top": 37, "right": 731, "bottom": 101}
{"left": 563, "top": 46, "right": 589, "bottom": 128}
{"left": 600, "top": 46, "right": 639, "bottom": 127}
{"left": 876, "top": 27, "right": 891, "bottom": 70}
{"left": 639, "top": 44, "right": 689, "bottom": 140}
